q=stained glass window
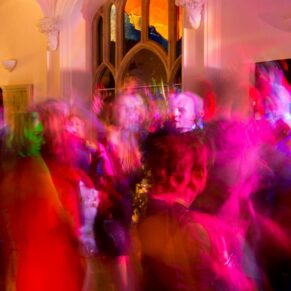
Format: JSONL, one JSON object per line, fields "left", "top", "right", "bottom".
{"left": 124, "top": 0, "right": 141, "bottom": 55}
{"left": 93, "top": 0, "right": 183, "bottom": 98}
{"left": 149, "top": 0, "right": 168, "bottom": 51}
{"left": 110, "top": 5, "right": 116, "bottom": 65}
{"left": 176, "top": 6, "right": 182, "bottom": 58}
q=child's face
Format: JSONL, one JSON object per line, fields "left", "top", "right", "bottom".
{"left": 67, "top": 116, "right": 85, "bottom": 139}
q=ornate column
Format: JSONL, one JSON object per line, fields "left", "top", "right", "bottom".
{"left": 38, "top": 16, "right": 61, "bottom": 52}
{"left": 37, "top": 16, "right": 61, "bottom": 98}
{"left": 36, "top": 0, "right": 83, "bottom": 100}
{"left": 203, "top": 0, "right": 222, "bottom": 68}
{"left": 175, "top": 0, "right": 205, "bottom": 29}
{"left": 175, "top": 0, "right": 206, "bottom": 91}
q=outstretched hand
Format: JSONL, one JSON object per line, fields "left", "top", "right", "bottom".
{"left": 92, "top": 93, "right": 104, "bottom": 115}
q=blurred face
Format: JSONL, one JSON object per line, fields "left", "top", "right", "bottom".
{"left": 173, "top": 95, "right": 196, "bottom": 132}
{"left": 115, "top": 95, "right": 144, "bottom": 132}
{"left": 24, "top": 113, "right": 44, "bottom": 156}
{"left": 123, "top": 77, "right": 138, "bottom": 94}
{"left": 66, "top": 116, "right": 85, "bottom": 139}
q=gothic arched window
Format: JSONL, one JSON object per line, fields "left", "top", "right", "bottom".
{"left": 93, "top": 0, "right": 182, "bottom": 97}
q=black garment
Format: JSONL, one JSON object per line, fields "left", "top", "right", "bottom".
{"left": 138, "top": 198, "right": 251, "bottom": 291}
{"left": 94, "top": 194, "right": 131, "bottom": 257}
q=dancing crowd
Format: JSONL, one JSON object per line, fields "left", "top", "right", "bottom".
{"left": 0, "top": 64, "right": 290, "bottom": 291}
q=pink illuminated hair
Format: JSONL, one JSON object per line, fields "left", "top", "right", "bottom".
{"left": 36, "top": 99, "right": 72, "bottom": 164}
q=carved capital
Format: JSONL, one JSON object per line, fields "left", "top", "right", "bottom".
{"left": 175, "top": 0, "right": 205, "bottom": 29}
{"left": 38, "top": 17, "right": 62, "bottom": 51}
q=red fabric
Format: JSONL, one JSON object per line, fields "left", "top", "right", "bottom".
{"left": 45, "top": 159, "right": 95, "bottom": 236}
{"left": 0, "top": 156, "right": 85, "bottom": 291}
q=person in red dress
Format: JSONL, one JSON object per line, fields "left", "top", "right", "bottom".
{"left": 0, "top": 111, "right": 85, "bottom": 291}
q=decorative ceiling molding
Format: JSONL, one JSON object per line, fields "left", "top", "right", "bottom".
{"left": 81, "top": 0, "right": 107, "bottom": 21}
{"left": 38, "top": 16, "right": 61, "bottom": 51}
{"left": 36, "top": 0, "right": 82, "bottom": 51}
{"left": 175, "top": 0, "right": 206, "bottom": 29}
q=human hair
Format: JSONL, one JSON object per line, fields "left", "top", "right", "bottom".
{"left": 7, "top": 111, "right": 43, "bottom": 157}
{"left": 66, "top": 113, "right": 87, "bottom": 138}
{"left": 142, "top": 131, "right": 207, "bottom": 195}
{"left": 178, "top": 92, "right": 204, "bottom": 118}
{"left": 36, "top": 99, "right": 71, "bottom": 164}
{"left": 113, "top": 92, "right": 148, "bottom": 133}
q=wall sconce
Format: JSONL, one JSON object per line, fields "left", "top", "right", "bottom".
{"left": 2, "top": 59, "right": 17, "bottom": 72}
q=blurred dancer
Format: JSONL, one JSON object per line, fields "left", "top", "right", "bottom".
{"left": 36, "top": 100, "right": 84, "bottom": 235}
{"left": 94, "top": 92, "right": 146, "bottom": 291}
{"left": 0, "top": 111, "right": 85, "bottom": 291}
{"left": 169, "top": 91, "right": 204, "bottom": 133}
{"left": 138, "top": 132, "right": 254, "bottom": 290}
{"left": 65, "top": 113, "right": 94, "bottom": 173}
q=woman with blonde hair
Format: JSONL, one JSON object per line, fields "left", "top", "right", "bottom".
{"left": 93, "top": 91, "right": 147, "bottom": 291}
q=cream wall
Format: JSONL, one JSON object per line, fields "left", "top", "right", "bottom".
{"left": 184, "top": 0, "right": 291, "bottom": 82}
{"left": 0, "top": 0, "right": 104, "bottom": 109}
{"left": 0, "top": 0, "right": 47, "bottom": 104}
{"left": 54, "top": 0, "right": 105, "bottom": 107}
{"left": 182, "top": 0, "right": 291, "bottom": 118}
{"left": 220, "top": 0, "right": 291, "bottom": 74}
{"left": 1, "top": 0, "right": 290, "bottom": 108}
{"left": 60, "top": 8, "right": 93, "bottom": 107}
{"left": 219, "top": 0, "right": 291, "bottom": 118}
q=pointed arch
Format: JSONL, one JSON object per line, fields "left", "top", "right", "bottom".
{"left": 169, "top": 56, "right": 182, "bottom": 90}
{"left": 93, "top": 0, "right": 183, "bottom": 94}
{"left": 93, "top": 64, "right": 116, "bottom": 105}
{"left": 116, "top": 43, "right": 168, "bottom": 89}
{"left": 109, "top": 3, "right": 117, "bottom": 65}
